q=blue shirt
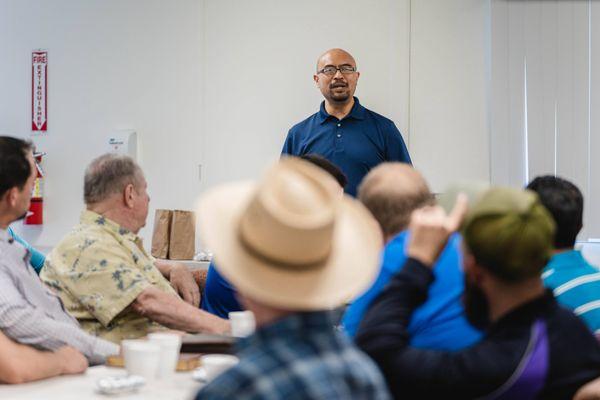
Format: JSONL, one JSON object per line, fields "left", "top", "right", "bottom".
{"left": 343, "top": 231, "right": 481, "bottom": 351}
{"left": 282, "top": 97, "right": 411, "bottom": 196}
{"left": 196, "top": 311, "right": 390, "bottom": 400}
{"left": 542, "top": 250, "right": 600, "bottom": 335}
{"left": 200, "top": 261, "right": 242, "bottom": 318}
{"left": 7, "top": 226, "right": 46, "bottom": 273}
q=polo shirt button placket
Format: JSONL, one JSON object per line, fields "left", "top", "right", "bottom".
{"left": 334, "top": 121, "right": 343, "bottom": 151}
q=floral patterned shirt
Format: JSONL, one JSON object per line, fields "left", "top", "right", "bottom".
{"left": 41, "top": 210, "right": 177, "bottom": 343}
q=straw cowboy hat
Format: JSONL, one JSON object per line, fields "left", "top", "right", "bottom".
{"left": 196, "top": 157, "right": 382, "bottom": 310}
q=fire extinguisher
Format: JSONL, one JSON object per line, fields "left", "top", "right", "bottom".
{"left": 25, "top": 151, "right": 45, "bottom": 225}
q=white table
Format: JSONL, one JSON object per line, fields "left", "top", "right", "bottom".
{"left": 158, "top": 259, "right": 210, "bottom": 271}
{"left": 0, "top": 366, "right": 203, "bottom": 400}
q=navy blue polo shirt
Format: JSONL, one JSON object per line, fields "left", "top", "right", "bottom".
{"left": 282, "top": 97, "right": 412, "bottom": 196}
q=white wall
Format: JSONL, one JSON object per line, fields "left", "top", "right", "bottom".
{"left": 0, "top": 0, "right": 205, "bottom": 248}
{"left": 0, "top": 0, "right": 490, "bottom": 250}
{"left": 410, "top": 0, "right": 491, "bottom": 191}
{"left": 202, "top": 0, "right": 490, "bottom": 194}
{"left": 201, "top": 0, "right": 411, "bottom": 190}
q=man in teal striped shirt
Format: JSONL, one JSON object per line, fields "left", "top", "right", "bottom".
{"left": 528, "top": 176, "right": 600, "bottom": 335}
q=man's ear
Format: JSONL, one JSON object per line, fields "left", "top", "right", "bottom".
{"left": 463, "top": 251, "right": 475, "bottom": 273}
{"left": 467, "top": 257, "right": 488, "bottom": 286}
{"left": 313, "top": 74, "right": 319, "bottom": 86}
{"left": 463, "top": 252, "right": 485, "bottom": 282}
{"left": 124, "top": 183, "right": 135, "bottom": 209}
{"left": 3, "top": 187, "right": 19, "bottom": 208}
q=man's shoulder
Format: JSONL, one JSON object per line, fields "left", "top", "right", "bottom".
{"left": 288, "top": 111, "right": 321, "bottom": 135}
{"left": 48, "top": 224, "right": 130, "bottom": 271}
{"left": 360, "top": 105, "right": 396, "bottom": 126}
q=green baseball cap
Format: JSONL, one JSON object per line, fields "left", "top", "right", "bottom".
{"left": 462, "top": 187, "right": 556, "bottom": 281}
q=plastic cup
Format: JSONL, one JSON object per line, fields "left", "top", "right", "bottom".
{"left": 147, "top": 333, "right": 182, "bottom": 378}
{"left": 200, "top": 354, "right": 239, "bottom": 381}
{"left": 229, "top": 311, "right": 256, "bottom": 338}
{"left": 122, "top": 340, "right": 161, "bottom": 379}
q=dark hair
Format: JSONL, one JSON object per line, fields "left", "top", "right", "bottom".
{"left": 0, "top": 136, "right": 33, "bottom": 198}
{"left": 300, "top": 154, "right": 347, "bottom": 188}
{"left": 526, "top": 175, "right": 583, "bottom": 249}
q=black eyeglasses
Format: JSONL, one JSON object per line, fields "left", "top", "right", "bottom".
{"left": 317, "top": 65, "right": 357, "bottom": 76}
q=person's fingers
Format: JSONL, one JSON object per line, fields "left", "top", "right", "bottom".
{"left": 188, "top": 286, "right": 200, "bottom": 307}
{"left": 446, "top": 193, "right": 469, "bottom": 232}
{"left": 192, "top": 288, "right": 201, "bottom": 307}
{"left": 180, "top": 286, "right": 194, "bottom": 304}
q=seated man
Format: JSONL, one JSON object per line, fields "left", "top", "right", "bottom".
{"left": 357, "top": 188, "right": 600, "bottom": 399}
{"left": 200, "top": 154, "right": 347, "bottom": 318}
{"left": 528, "top": 176, "right": 600, "bottom": 335}
{"left": 342, "top": 163, "right": 481, "bottom": 350}
{"left": 196, "top": 158, "right": 390, "bottom": 399}
{"left": 0, "top": 136, "right": 118, "bottom": 364}
{"left": 0, "top": 330, "right": 87, "bottom": 384}
{"left": 41, "top": 154, "right": 229, "bottom": 343}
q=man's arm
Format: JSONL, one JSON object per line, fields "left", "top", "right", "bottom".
{"left": 0, "top": 331, "right": 87, "bottom": 384}
{"left": 384, "top": 121, "right": 412, "bottom": 164}
{"left": 154, "top": 259, "right": 201, "bottom": 307}
{"left": 132, "top": 286, "right": 230, "bottom": 334}
{"left": 0, "top": 267, "right": 119, "bottom": 365}
{"left": 45, "top": 244, "right": 228, "bottom": 337}
{"left": 281, "top": 129, "right": 298, "bottom": 156}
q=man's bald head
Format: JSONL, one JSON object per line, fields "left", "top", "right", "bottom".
{"left": 316, "top": 48, "right": 357, "bottom": 72}
{"left": 358, "top": 163, "right": 433, "bottom": 239}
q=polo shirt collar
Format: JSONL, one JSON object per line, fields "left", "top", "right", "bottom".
{"left": 546, "top": 249, "right": 584, "bottom": 271}
{"left": 317, "top": 97, "right": 365, "bottom": 124}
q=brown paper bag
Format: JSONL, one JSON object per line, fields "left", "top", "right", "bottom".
{"left": 151, "top": 209, "right": 172, "bottom": 258}
{"left": 168, "top": 210, "right": 196, "bottom": 260}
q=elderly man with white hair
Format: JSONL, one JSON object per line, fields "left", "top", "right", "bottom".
{"left": 42, "top": 153, "right": 229, "bottom": 343}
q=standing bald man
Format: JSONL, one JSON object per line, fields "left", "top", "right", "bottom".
{"left": 282, "top": 48, "right": 411, "bottom": 196}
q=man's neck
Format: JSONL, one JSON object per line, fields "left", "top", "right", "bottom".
{"left": 324, "top": 97, "right": 355, "bottom": 120}
{"left": 488, "top": 278, "right": 546, "bottom": 323}
{"left": 552, "top": 246, "right": 575, "bottom": 255}
{"left": 0, "top": 208, "right": 15, "bottom": 230}
{"left": 0, "top": 219, "right": 10, "bottom": 230}
{"left": 87, "top": 204, "right": 138, "bottom": 234}
{"left": 241, "top": 297, "right": 293, "bottom": 329}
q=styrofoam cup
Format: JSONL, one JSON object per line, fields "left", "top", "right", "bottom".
{"left": 229, "top": 311, "right": 256, "bottom": 338}
{"left": 148, "top": 333, "right": 182, "bottom": 378}
{"left": 200, "top": 354, "right": 239, "bottom": 381}
{"left": 122, "top": 340, "right": 161, "bottom": 379}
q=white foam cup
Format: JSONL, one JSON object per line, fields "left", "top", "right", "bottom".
{"left": 147, "top": 333, "right": 183, "bottom": 378}
{"left": 200, "top": 354, "right": 239, "bottom": 381}
{"left": 229, "top": 311, "right": 256, "bottom": 338}
{"left": 122, "top": 340, "right": 161, "bottom": 379}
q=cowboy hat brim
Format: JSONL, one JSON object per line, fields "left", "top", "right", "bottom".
{"left": 196, "top": 181, "right": 382, "bottom": 310}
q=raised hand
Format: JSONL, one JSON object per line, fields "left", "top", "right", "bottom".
{"left": 407, "top": 193, "right": 468, "bottom": 267}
